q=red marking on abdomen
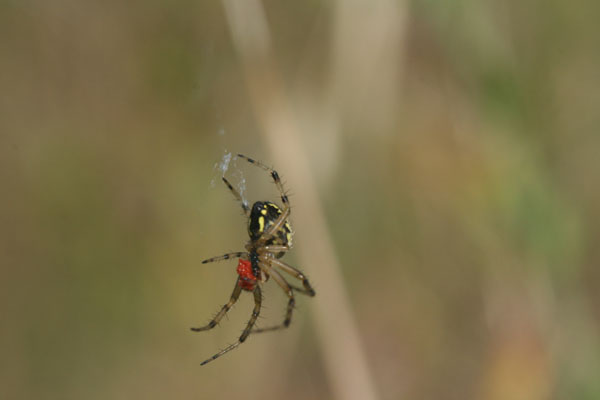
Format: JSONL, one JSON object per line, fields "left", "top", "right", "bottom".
{"left": 237, "top": 259, "right": 257, "bottom": 290}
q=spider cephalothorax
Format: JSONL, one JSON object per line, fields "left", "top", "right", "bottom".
{"left": 192, "top": 154, "right": 315, "bottom": 366}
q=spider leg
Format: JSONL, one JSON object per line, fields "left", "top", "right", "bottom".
{"left": 252, "top": 263, "right": 296, "bottom": 334}
{"left": 237, "top": 154, "right": 293, "bottom": 246}
{"left": 191, "top": 278, "right": 243, "bottom": 332}
{"left": 202, "top": 252, "right": 248, "bottom": 264}
{"left": 200, "top": 285, "right": 262, "bottom": 366}
{"left": 262, "top": 245, "right": 290, "bottom": 253}
{"left": 221, "top": 177, "right": 250, "bottom": 215}
{"left": 268, "top": 257, "right": 315, "bottom": 296}
{"left": 236, "top": 154, "right": 289, "bottom": 208}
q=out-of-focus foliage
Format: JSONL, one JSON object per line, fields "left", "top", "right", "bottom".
{"left": 1, "top": 1, "right": 599, "bottom": 399}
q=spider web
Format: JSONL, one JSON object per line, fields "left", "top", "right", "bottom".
{"left": 210, "top": 151, "right": 249, "bottom": 209}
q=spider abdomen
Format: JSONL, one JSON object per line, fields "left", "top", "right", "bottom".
{"left": 248, "top": 201, "right": 292, "bottom": 249}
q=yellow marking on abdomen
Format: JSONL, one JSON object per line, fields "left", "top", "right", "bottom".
{"left": 258, "top": 216, "right": 265, "bottom": 232}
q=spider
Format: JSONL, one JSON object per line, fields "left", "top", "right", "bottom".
{"left": 192, "top": 154, "right": 315, "bottom": 366}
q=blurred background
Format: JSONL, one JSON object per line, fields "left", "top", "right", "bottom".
{"left": 1, "top": 0, "right": 599, "bottom": 399}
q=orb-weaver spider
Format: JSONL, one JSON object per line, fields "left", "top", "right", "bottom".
{"left": 192, "top": 154, "right": 315, "bottom": 366}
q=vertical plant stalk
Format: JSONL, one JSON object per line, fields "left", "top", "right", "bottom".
{"left": 222, "top": 1, "right": 381, "bottom": 400}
